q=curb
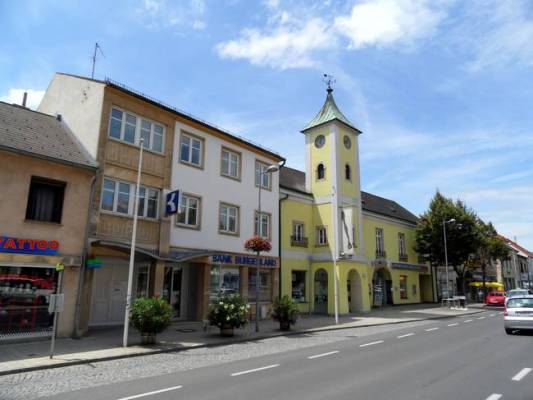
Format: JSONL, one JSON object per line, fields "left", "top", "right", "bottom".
{"left": 0, "top": 308, "right": 487, "bottom": 377}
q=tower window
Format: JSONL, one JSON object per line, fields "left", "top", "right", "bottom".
{"left": 317, "top": 163, "right": 325, "bottom": 180}
{"left": 345, "top": 164, "right": 351, "bottom": 181}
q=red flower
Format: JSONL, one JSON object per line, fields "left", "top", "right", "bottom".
{"left": 244, "top": 236, "right": 272, "bottom": 253}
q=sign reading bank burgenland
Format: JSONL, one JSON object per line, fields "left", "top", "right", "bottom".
{"left": 0, "top": 236, "right": 60, "bottom": 255}
{"left": 212, "top": 254, "right": 278, "bottom": 268}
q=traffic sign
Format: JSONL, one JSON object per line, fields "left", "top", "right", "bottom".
{"left": 48, "top": 294, "right": 65, "bottom": 313}
{"left": 165, "top": 190, "right": 180, "bottom": 216}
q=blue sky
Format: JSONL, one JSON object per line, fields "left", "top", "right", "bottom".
{"left": 2, "top": 0, "right": 533, "bottom": 248}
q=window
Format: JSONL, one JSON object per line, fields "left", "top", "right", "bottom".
{"left": 400, "top": 275, "right": 407, "bottom": 299}
{"left": 25, "top": 177, "right": 66, "bottom": 223}
{"left": 398, "top": 233, "right": 407, "bottom": 260}
{"left": 316, "top": 226, "right": 328, "bottom": 246}
{"left": 317, "top": 163, "right": 325, "bottom": 180}
{"left": 180, "top": 132, "right": 203, "bottom": 167}
{"left": 176, "top": 194, "right": 200, "bottom": 228}
{"left": 210, "top": 267, "right": 240, "bottom": 302}
{"left": 221, "top": 148, "right": 240, "bottom": 179}
{"left": 101, "top": 178, "right": 159, "bottom": 218}
{"left": 219, "top": 203, "right": 239, "bottom": 235}
{"left": 255, "top": 161, "right": 271, "bottom": 189}
{"left": 293, "top": 222, "right": 304, "bottom": 241}
{"left": 254, "top": 211, "right": 271, "bottom": 238}
{"left": 292, "top": 271, "right": 306, "bottom": 303}
{"left": 248, "top": 270, "right": 272, "bottom": 302}
{"left": 375, "top": 228, "right": 385, "bottom": 256}
{"left": 345, "top": 164, "right": 351, "bottom": 180}
{"left": 107, "top": 107, "right": 165, "bottom": 153}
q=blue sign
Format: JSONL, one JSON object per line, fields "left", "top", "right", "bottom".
{"left": 212, "top": 254, "right": 278, "bottom": 268}
{"left": 165, "top": 190, "right": 180, "bottom": 216}
{"left": 0, "top": 236, "right": 60, "bottom": 255}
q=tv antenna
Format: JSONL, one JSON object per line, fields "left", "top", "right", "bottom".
{"left": 91, "top": 42, "right": 105, "bottom": 79}
{"left": 323, "top": 73, "right": 336, "bottom": 93}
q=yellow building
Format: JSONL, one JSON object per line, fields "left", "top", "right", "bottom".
{"left": 280, "top": 86, "right": 434, "bottom": 314}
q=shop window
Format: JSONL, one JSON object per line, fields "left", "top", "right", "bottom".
{"left": 291, "top": 271, "right": 306, "bottom": 303}
{"left": 180, "top": 132, "right": 203, "bottom": 167}
{"left": 255, "top": 161, "right": 272, "bottom": 189}
{"left": 254, "top": 211, "right": 271, "bottom": 239}
{"left": 345, "top": 164, "right": 351, "bottom": 181}
{"left": 209, "top": 266, "right": 240, "bottom": 302}
{"left": 221, "top": 148, "right": 241, "bottom": 179}
{"left": 400, "top": 275, "right": 407, "bottom": 299}
{"left": 25, "top": 177, "right": 66, "bottom": 223}
{"left": 176, "top": 194, "right": 200, "bottom": 228}
{"left": 248, "top": 270, "right": 271, "bottom": 302}
{"left": 136, "top": 265, "right": 150, "bottom": 298}
{"left": 316, "top": 163, "right": 325, "bottom": 180}
{"left": 219, "top": 203, "right": 239, "bottom": 235}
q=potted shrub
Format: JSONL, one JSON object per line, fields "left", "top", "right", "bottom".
{"left": 130, "top": 297, "right": 172, "bottom": 345}
{"left": 207, "top": 293, "right": 250, "bottom": 337}
{"left": 271, "top": 295, "right": 299, "bottom": 331}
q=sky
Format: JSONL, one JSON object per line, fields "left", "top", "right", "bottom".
{"left": 1, "top": 0, "right": 532, "bottom": 249}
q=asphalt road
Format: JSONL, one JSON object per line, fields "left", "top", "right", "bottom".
{"left": 36, "top": 310, "right": 533, "bottom": 400}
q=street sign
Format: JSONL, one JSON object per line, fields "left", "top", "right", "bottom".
{"left": 87, "top": 258, "right": 102, "bottom": 269}
{"left": 165, "top": 190, "right": 180, "bottom": 216}
{"left": 55, "top": 262, "right": 65, "bottom": 271}
{"left": 48, "top": 294, "right": 65, "bottom": 313}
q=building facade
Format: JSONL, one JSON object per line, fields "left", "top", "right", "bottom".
{"left": 279, "top": 87, "right": 433, "bottom": 315}
{"left": 499, "top": 235, "right": 532, "bottom": 290}
{"left": 0, "top": 101, "right": 97, "bottom": 340}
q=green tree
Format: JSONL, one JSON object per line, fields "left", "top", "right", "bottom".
{"left": 415, "top": 191, "right": 480, "bottom": 295}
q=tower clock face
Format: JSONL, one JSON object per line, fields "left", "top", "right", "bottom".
{"left": 343, "top": 135, "right": 352, "bottom": 149}
{"left": 314, "top": 135, "right": 325, "bottom": 148}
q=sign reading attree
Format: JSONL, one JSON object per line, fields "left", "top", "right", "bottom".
{"left": 0, "top": 236, "right": 60, "bottom": 255}
{"left": 212, "top": 254, "right": 278, "bottom": 268}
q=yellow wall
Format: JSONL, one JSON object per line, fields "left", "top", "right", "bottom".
{"left": 338, "top": 126, "right": 360, "bottom": 199}
{"left": 308, "top": 126, "right": 332, "bottom": 198}
{"left": 281, "top": 198, "right": 314, "bottom": 251}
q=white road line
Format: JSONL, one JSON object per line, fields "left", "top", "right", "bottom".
{"left": 447, "top": 323, "right": 459, "bottom": 327}
{"left": 116, "top": 386, "right": 183, "bottom": 400}
{"left": 425, "top": 327, "right": 439, "bottom": 332}
{"left": 464, "top": 319, "right": 473, "bottom": 323}
{"left": 485, "top": 394, "right": 502, "bottom": 400}
{"left": 359, "top": 340, "right": 384, "bottom": 348}
{"left": 397, "top": 333, "right": 415, "bottom": 339}
{"left": 511, "top": 368, "right": 532, "bottom": 382}
{"left": 231, "top": 364, "right": 280, "bottom": 376}
{"left": 489, "top": 314, "right": 496, "bottom": 317}
{"left": 478, "top": 316, "right": 486, "bottom": 320}
{"left": 499, "top": 312, "right": 504, "bottom": 315}
{"left": 308, "top": 350, "right": 340, "bottom": 359}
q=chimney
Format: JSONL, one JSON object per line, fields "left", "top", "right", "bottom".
{"left": 56, "top": 114, "right": 62, "bottom": 121}
{"left": 22, "top": 92, "right": 28, "bottom": 107}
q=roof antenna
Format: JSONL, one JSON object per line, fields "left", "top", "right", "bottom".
{"left": 91, "top": 42, "right": 105, "bottom": 79}
{"left": 323, "top": 74, "right": 335, "bottom": 94}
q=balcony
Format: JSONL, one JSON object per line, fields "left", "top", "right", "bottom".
{"left": 375, "top": 250, "right": 387, "bottom": 259}
{"left": 291, "top": 235, "right": 309, "bottom": 248}
{"left": 399, "top": 254, "right": 408, "bottom": 262}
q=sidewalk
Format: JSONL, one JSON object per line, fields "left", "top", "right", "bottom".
{"left": 0, "top": 303, "right": 488, "bottom": 376}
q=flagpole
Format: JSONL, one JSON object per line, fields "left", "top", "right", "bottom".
{"left": 123, "top": 139, "right": 144, "bottom": 347}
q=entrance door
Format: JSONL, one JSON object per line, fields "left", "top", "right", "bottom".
{"left": 90, "top": 260, "right": 129, "bottom": 326}
{"left": 314, "top": 269, "right": 328, "bottom": 314}
{"left": 163, "top": 266, "right": 184, "bottom": 319}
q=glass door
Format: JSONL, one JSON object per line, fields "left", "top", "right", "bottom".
{"left": 163, "top": 266, "right": 182, "bottom": 319}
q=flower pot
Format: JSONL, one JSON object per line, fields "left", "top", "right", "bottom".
{"left": 279, "top": 320, "right": 291, "bottom": 331}
{"left": 141, "top": 333, "right": 156, "bottom": 345}
{"left": 220, "top": 325, "right": 234, "bottom": 337}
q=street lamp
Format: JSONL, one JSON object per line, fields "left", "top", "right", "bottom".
{"left": 443, "top": 218, "right": 456, "bottom": 301}
{"left": 255, "top": 164, "right": 279, "bottom": 332}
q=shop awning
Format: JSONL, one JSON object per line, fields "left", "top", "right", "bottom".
{"left": 469, "top": 282, "right": 504, "bottom": 289}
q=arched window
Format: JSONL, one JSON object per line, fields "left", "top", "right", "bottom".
{"left": 345, "top": 164, "right": 351, "bottom": 180}
{"left": 317, "top": 163, "right": 325, "bottom": 180}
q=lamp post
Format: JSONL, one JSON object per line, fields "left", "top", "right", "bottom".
{"left": 255, "top": 164, "right": 278, "bottom": 332}
{"left": 442, "top": 218, "right": 456, "bottom": 300}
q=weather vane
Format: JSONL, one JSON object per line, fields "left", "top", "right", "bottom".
{"left": 323, "top": 73, "right": 336, "bottom": 93}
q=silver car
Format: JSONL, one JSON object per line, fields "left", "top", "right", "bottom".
{"left": 504, "top": 295, "right": 533, "bottom": 334}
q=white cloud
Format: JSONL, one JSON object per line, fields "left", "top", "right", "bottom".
{"left": 216, "top": 17, "right": 335, "bottom": 69}
{"left": 135, "top": 0, "right": 207, "bottom": 31}
{"left": 334, "top": 0, "right": 449, "bottom": 49}
{"left": 0, "top": 88, "right": 45, "bottom": 110}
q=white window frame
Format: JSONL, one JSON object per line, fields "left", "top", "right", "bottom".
{"left": 179, "top": 132, "right": 203, "bottom": 168}
{"left": 317, "top": 226, "right": 328, "bottom": 246}
{"left": 176, "top": 193, "right": 201, "bottom": 229}
{"left": 137, "top": 186, "right": 160, "bottom": 219}
{"left": 376, "top": 227, "right": 384, "bottom": 254}
{"left": 107, "top": 106, "right": 166, "bottom": 154}
{"left": 255, "top": 160, "right": 272, "bottom": 190}
{"left": 293, "top": 221, "right": 304, "bottom": 241}
{"left": 398, "top": 232, "right": 406, "bottom": 256}
{"left": 254, "top": 211, "right": 271, "bottom": 239}
{"left": 100, "top": 177, "right": 159, "bottom": 219}
{"left": 221, "top": 148, "right": 241, "bottom": 180}
{"left": 219, "top": 203, "right": 239, "bottom": 235}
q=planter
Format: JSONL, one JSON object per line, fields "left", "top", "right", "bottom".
{"left": 279, "top": 320, "right": 291, "bottom": 331}
{"left": 141, "top": 333, "right": 156, "bottom": 345}
{"left": 220, "top": 325, "right": 234, "bottom": 337}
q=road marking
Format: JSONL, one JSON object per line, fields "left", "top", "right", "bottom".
{"left": 231, "top": 364, "right": 280, "bottom": 376}
{"left": 359, "top": 340, "right": 384, "bottom": 348}
{"left": 447, "top": 323, "right": 459, "bottom": 327}
{"left": 499, "top": 312, "right": 504, "bottom": 314}
{"left": 425, "top": 327, "right": 439, "bottom": 332}
{"left": 489, "top": 314, "right": 496, "bottom": 317}
{"left": 308, "top": 350, "right": 339, "bottom": 359}
{"left": 463, "top": 319, "right": 473, "bottom": 323}
{"left": 485, "top": 394, "right": 502, "bottom": 400}
{"left": 117, "top": 386, "right": 183, "bottom": 400}
{"left": 511, "top": 368, "right": 532, "bottom": 382}
{"left": 397, "top": 333, "right": 414, "bottom": 339}
{"left": 477, "top": 316, "right": 486, "bottom": 320}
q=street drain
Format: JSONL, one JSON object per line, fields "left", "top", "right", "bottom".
{"left": 176, "top": 328, "right": 195, "bottom": 333}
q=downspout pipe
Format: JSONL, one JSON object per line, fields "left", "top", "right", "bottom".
{"left": 73, "top": 170, "right": 99, "bottom": 339}
{"left": 277, "top": 159, "right": 286, "bottom": 298}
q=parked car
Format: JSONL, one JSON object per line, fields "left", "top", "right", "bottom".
{"left": 505, "top": 289, "right": 531, "bottom": 304}
{"left": 504, "top": 295, "right": 533, "bottom": 334}
{"left": 485, "top": 291, "right": 505, "bottom": 306}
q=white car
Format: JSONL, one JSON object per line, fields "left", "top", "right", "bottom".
{"left": 504, "top": 295, "right": 533, "bottom": 334}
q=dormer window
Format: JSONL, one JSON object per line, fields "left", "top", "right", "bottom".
{"left": 317, "top": 163, "right": 325, "bottom": 180}
{"left": 345, "top": 164, "right": 351, "bottom": 181}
